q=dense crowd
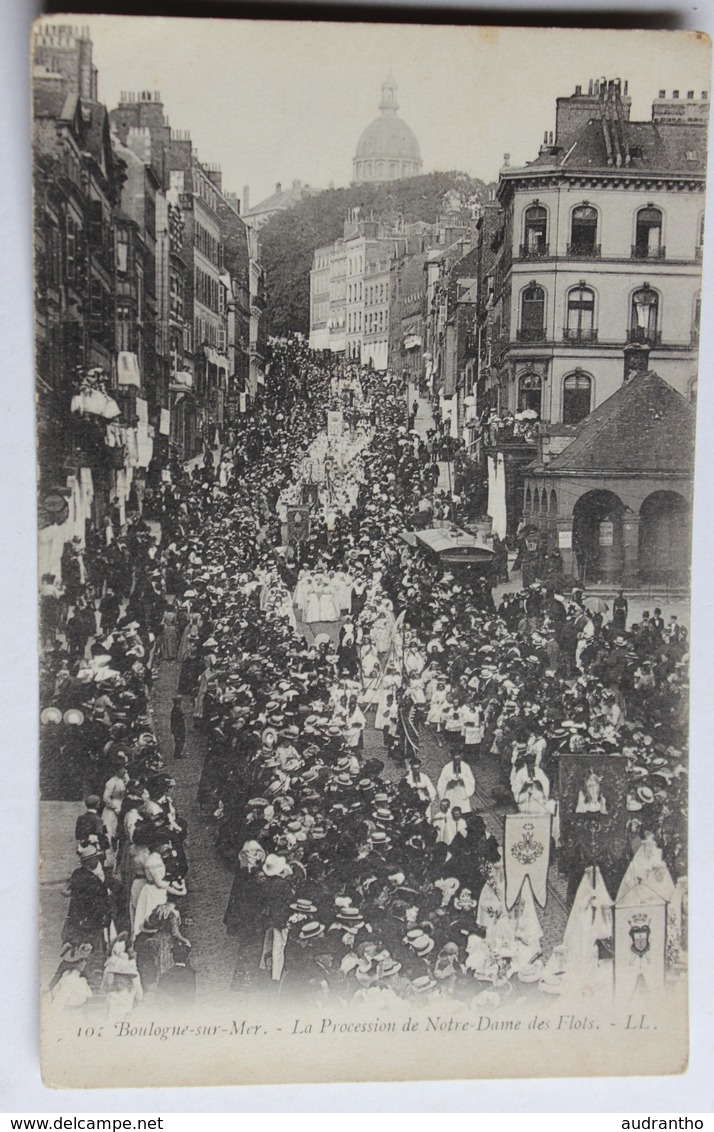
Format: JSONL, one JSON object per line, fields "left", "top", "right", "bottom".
{"left": 41, "top": 336, "right": 689, "bottom": 1017}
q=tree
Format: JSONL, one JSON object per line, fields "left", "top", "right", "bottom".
{"left": 260, "top": 171, "right": 493, "bottom": 336}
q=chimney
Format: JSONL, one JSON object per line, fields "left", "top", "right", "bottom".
{"left": 292, "top": 178, "right": 301, "bottom": 191}
{"left": 243, "top": 184, "right": 250, "bottom": 212}
{"left": 575, "top": 84, "right": 582, "bottom": 96}
{"left": 275, "top": 182, "right": 282, "bottom": 194}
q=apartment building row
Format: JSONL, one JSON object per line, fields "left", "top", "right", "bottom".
{"left": 33, "top": 24, "right": 267, "bottom": 553}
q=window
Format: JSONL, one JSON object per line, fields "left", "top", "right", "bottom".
{"left": 630, "top": 287, "right": 659, "bottom": 344}
{"left": 519, "top": 283, "right": 546, "bottom": 340}
{"left": 116, "top": 228, "right": 129, "bottom": 274}
{"left": 563, "top": 372, "right": 592, "bottom": 424}
{"left": 65, "top": 215, "right": 77, "bottom": 282}
{"left": 569, "top": 205, "right": 599, "bottom": 255}
{"left": 633, "top": 207, "right": 664, "bottom": 258}
{"left": 518, "top": 372, "right": 542, "bottom": 415}
{"left": 522, "top": 205, "right": 548, "bottom": 256}
{"left": 565, "top": 285, "right": 596, "bottom": 341}
{"left": 116, "top": 301, "right": 133, "bottom": 352}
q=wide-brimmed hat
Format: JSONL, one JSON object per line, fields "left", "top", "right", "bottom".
{"left": 290, "top": 898, "right": 318, "bottom": 914}
{"left": 370, "top": 831, "right": 391, "bottom": 846}
{"left": 262, "top": 854, "right": 289, "bottom": 877}
{"left": 410, "top": 935, "right": 434, "bottom": 956}
{"left": 411, "top": 974, "right": 436, "bottom": 993}
{"left": 299, "top": 921, "right": 325, "bottom": 941}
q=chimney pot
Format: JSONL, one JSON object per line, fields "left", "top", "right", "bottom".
{"left": 673, "top": 90, "right": 679, "bottom": 99}
{"left": 624, "top": 80, "right": 629, "bottom": 94}
{"left": 575, "top": 84, "right": 582, "bottom": 96}
{"left": 688, "top": 90, "right": 694, "bottom": 99}
{"left": 275, "top": 182, "right": 281, "bottom": 194}
{"left": 659, "top": 89, "right": 666, "bottom": 99}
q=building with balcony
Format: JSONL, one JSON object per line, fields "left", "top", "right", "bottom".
{"left": 487, "top": 78, "right": 706, "bottom": 427}
{"left": 472, "top": 77, "right": 705, "bottom": 539}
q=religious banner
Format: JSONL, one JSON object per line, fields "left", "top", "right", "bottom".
{"left": 558, "top": 754, "right": 628, "bottom": 883}
{"left": 327, "top": 409, "right": 344, "bottom": 438}
{"left": 614, "top": 880, "right": 667, "bottom": 999}
{"left": 286, "top": 505, "right": 310, "bottom": 545}
{"left": 302, "top": 482, "right": 319, "bottom": 505}
{"left": 504, "top": 812, "right": 551, "bottom": 910}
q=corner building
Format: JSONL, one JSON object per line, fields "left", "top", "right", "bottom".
{"left": 491, "top": 78, "right": 706, "bottom": 424}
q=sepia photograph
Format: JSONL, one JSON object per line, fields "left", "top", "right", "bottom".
{"left": 30, "top": 14, "right": 710, "bottom": 1090}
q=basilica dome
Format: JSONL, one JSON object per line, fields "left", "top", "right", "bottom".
{"left": 352, "top": 74, "right": 423, "bottom": 185}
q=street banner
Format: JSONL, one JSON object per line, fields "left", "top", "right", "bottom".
{"left": 302, "top": 482, "right": 319, "bottom": 505}
{"left": 286, "top": 505, "right": 310, "bottom": 545}
{"left": 558, "top": 754, "right": 628, "bottom": 883}
{"left": 504, "top": 812, "right": 551, "bottom": 910}
{"left": 327, "top": 409, "right": 343, "bottom": 437}
{"left": 614, "top": 880, "right": 667, "bottom": 998}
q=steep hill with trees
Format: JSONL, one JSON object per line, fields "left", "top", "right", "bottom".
{"left": 259, "top": 171, "right": 492, "bottom": 336}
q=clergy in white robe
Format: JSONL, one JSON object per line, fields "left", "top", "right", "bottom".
{"left": 436, "top": 756, "right": 476, "bottom": 814}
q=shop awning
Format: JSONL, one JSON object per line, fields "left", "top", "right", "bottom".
{"left": 169, "top": 371, "right": 193, "bottom": 393}
{"left": 204, "top": 346, "right": 228, "bottom": 371}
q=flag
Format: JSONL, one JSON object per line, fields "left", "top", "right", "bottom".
{"left": 504, "top": 812, "right": 551, "bottom": 910}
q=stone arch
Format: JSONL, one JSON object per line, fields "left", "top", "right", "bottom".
{"left": 572, "top": 489, "right": 626, "bottom": 583}
{"left": 639, "top": 491, "right": 690, "bottom": 583}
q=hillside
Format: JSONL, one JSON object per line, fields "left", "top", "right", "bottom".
{"left": 259, "top": 171, "right": 492, "bottom": 336}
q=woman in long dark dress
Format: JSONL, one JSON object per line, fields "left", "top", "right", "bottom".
{"left": 160, "top": 606, "right": 179, "bottom": 660}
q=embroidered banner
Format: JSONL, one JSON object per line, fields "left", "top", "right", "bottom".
{"left": 558, "top": 754, "right": 628, "bottom": 888}
{"left": 504, "top": 812, "right": 551, "bottom": 910}
{"left": 286, "top": 505, "right": 310, "bottom": 545}
{"left": 614, "top": 880, "right": 667, "bottom": 999}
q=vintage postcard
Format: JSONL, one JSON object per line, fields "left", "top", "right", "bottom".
{"left": 34, "top": 16, "right": 709, "bottom": 1088}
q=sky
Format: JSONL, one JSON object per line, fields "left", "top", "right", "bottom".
{"left": 40, "top": 18, "right": 712, "bottom": 209}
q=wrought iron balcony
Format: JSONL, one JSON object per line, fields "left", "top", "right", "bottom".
{"left": 566, "top": 243, "right": 601, "bottom": 258}
{"left": 626, "top": 327, "right": 662, "bottom": 346}
{"left": 563, "top": 327, "right": 598, "bottom": 344}
{"left": 631, "top": 244, "right": 666, "bottom": 260}
{"left": 517, "top": 327, "right": 547, "bottom": 342}
{"left": 519, "top": 243, "right": 550, "bottom": 259}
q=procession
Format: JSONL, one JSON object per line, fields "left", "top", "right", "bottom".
{"left": 39, "top": 336, "right": 689, "bottom": 1021}
{"left": 29, "top": 22, "right": 707, "bottom": 1093}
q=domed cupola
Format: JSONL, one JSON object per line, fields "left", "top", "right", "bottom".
{"left": 353, "top": 73, "right": 423, "bottom": 185}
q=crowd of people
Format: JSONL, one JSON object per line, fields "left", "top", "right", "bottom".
{"left": 41, "top": 335, "right": 689, "bottom": 1019}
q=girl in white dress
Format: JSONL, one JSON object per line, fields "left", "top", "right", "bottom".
{"left": 427, "top": 682, "right": 449, "bottom": 729}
